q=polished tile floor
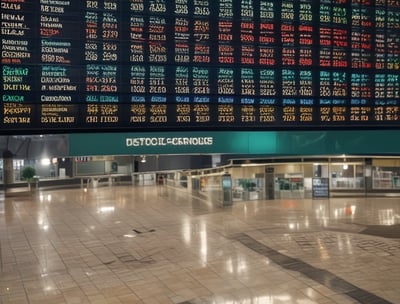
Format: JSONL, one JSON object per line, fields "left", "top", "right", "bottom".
{"left": 0, "top": 185, "right": 399, "bottom": 304}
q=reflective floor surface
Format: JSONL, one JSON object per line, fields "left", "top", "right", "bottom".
{"left": 0, "top": 185, "right": 399, "bottom": 304}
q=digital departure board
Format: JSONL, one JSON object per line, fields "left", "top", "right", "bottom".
{"left": 1, "top": 0, "right": 400, "bottom": 133}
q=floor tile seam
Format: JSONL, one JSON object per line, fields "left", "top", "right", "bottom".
{"left": 233, "top": 233, "right": 395, "bottom": 304}
{"left": 170, "top": 261, "right": 227, "bottom": 304}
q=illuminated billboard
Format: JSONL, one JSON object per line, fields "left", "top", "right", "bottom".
{"left": 1, "top": 1, "right": 399, "bottom": 133}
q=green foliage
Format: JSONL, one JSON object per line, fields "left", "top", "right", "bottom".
{"left": 22, "top": 166, "right": 36, "bottom": 181}
{"left": 238, "top": 179, "right": 256, "bottom": 191}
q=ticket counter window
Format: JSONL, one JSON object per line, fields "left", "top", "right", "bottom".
{"left": 232, "top": 178, "right": 264, "bottom": 201}
{"left": 276, "top": 174, "right": 304, "bottom": 199}
{"left": 372, "top": 167, "right": 400, "bottom": 189}
{"left": 330, "top": 164, "right": 364, "bottom": 189}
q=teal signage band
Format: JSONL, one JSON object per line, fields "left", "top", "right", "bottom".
{"left": 69, "top": 130, "right": 400, "bottom": 156}
{"left": 69, "top": 131, "right": 275, "bottom": 155}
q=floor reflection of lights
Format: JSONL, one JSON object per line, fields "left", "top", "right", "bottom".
{"left": 2, "top": 187, "right": 399, "bottom": 304}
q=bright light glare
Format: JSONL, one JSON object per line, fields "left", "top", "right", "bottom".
{"left": 41, "top": 158, "right": 51, "bottom": 166}
{"left": 98, "top": 206, "right": 115, "bottom": 213}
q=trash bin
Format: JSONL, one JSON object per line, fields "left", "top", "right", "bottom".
{"left": 33, "top": 175, "right": 40, "bottom": 189}
{"left": 222, "top": 173, "right": 232, "bottom": 206}
{"left": 92, "top": 178, "right": 98, "bottom": 188}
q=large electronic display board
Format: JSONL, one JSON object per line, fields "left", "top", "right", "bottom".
{"left": 1, "top": 0, "right": 400, "bottom": 134}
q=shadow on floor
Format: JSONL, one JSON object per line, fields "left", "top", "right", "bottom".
{"left": 361, "top": 224, "right": 400, "bottom": 239}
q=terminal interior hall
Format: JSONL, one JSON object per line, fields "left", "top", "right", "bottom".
{"left": 1, "top": 0, "right": 400, "bottom": 304}
{"left": 1, "top": 132, "right": 400, "bottom": 304}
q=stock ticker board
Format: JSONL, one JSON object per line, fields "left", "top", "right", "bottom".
{"left": 1, "top": 0, "right": 400, "bottom": 134}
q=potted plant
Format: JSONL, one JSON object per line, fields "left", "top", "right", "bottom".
{"left": 22, "top": 166, "right": 36, "bottom": 192}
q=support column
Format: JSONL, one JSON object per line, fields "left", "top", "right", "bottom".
{"left": 265, "top": 166, "right": 275, "bottom": 200}
{"left": 3, "top": 150, "right": 14, "bottom": 194}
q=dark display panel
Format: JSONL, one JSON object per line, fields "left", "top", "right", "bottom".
{"left": 1, "top": 0, "right": 400, "bottom": 133}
